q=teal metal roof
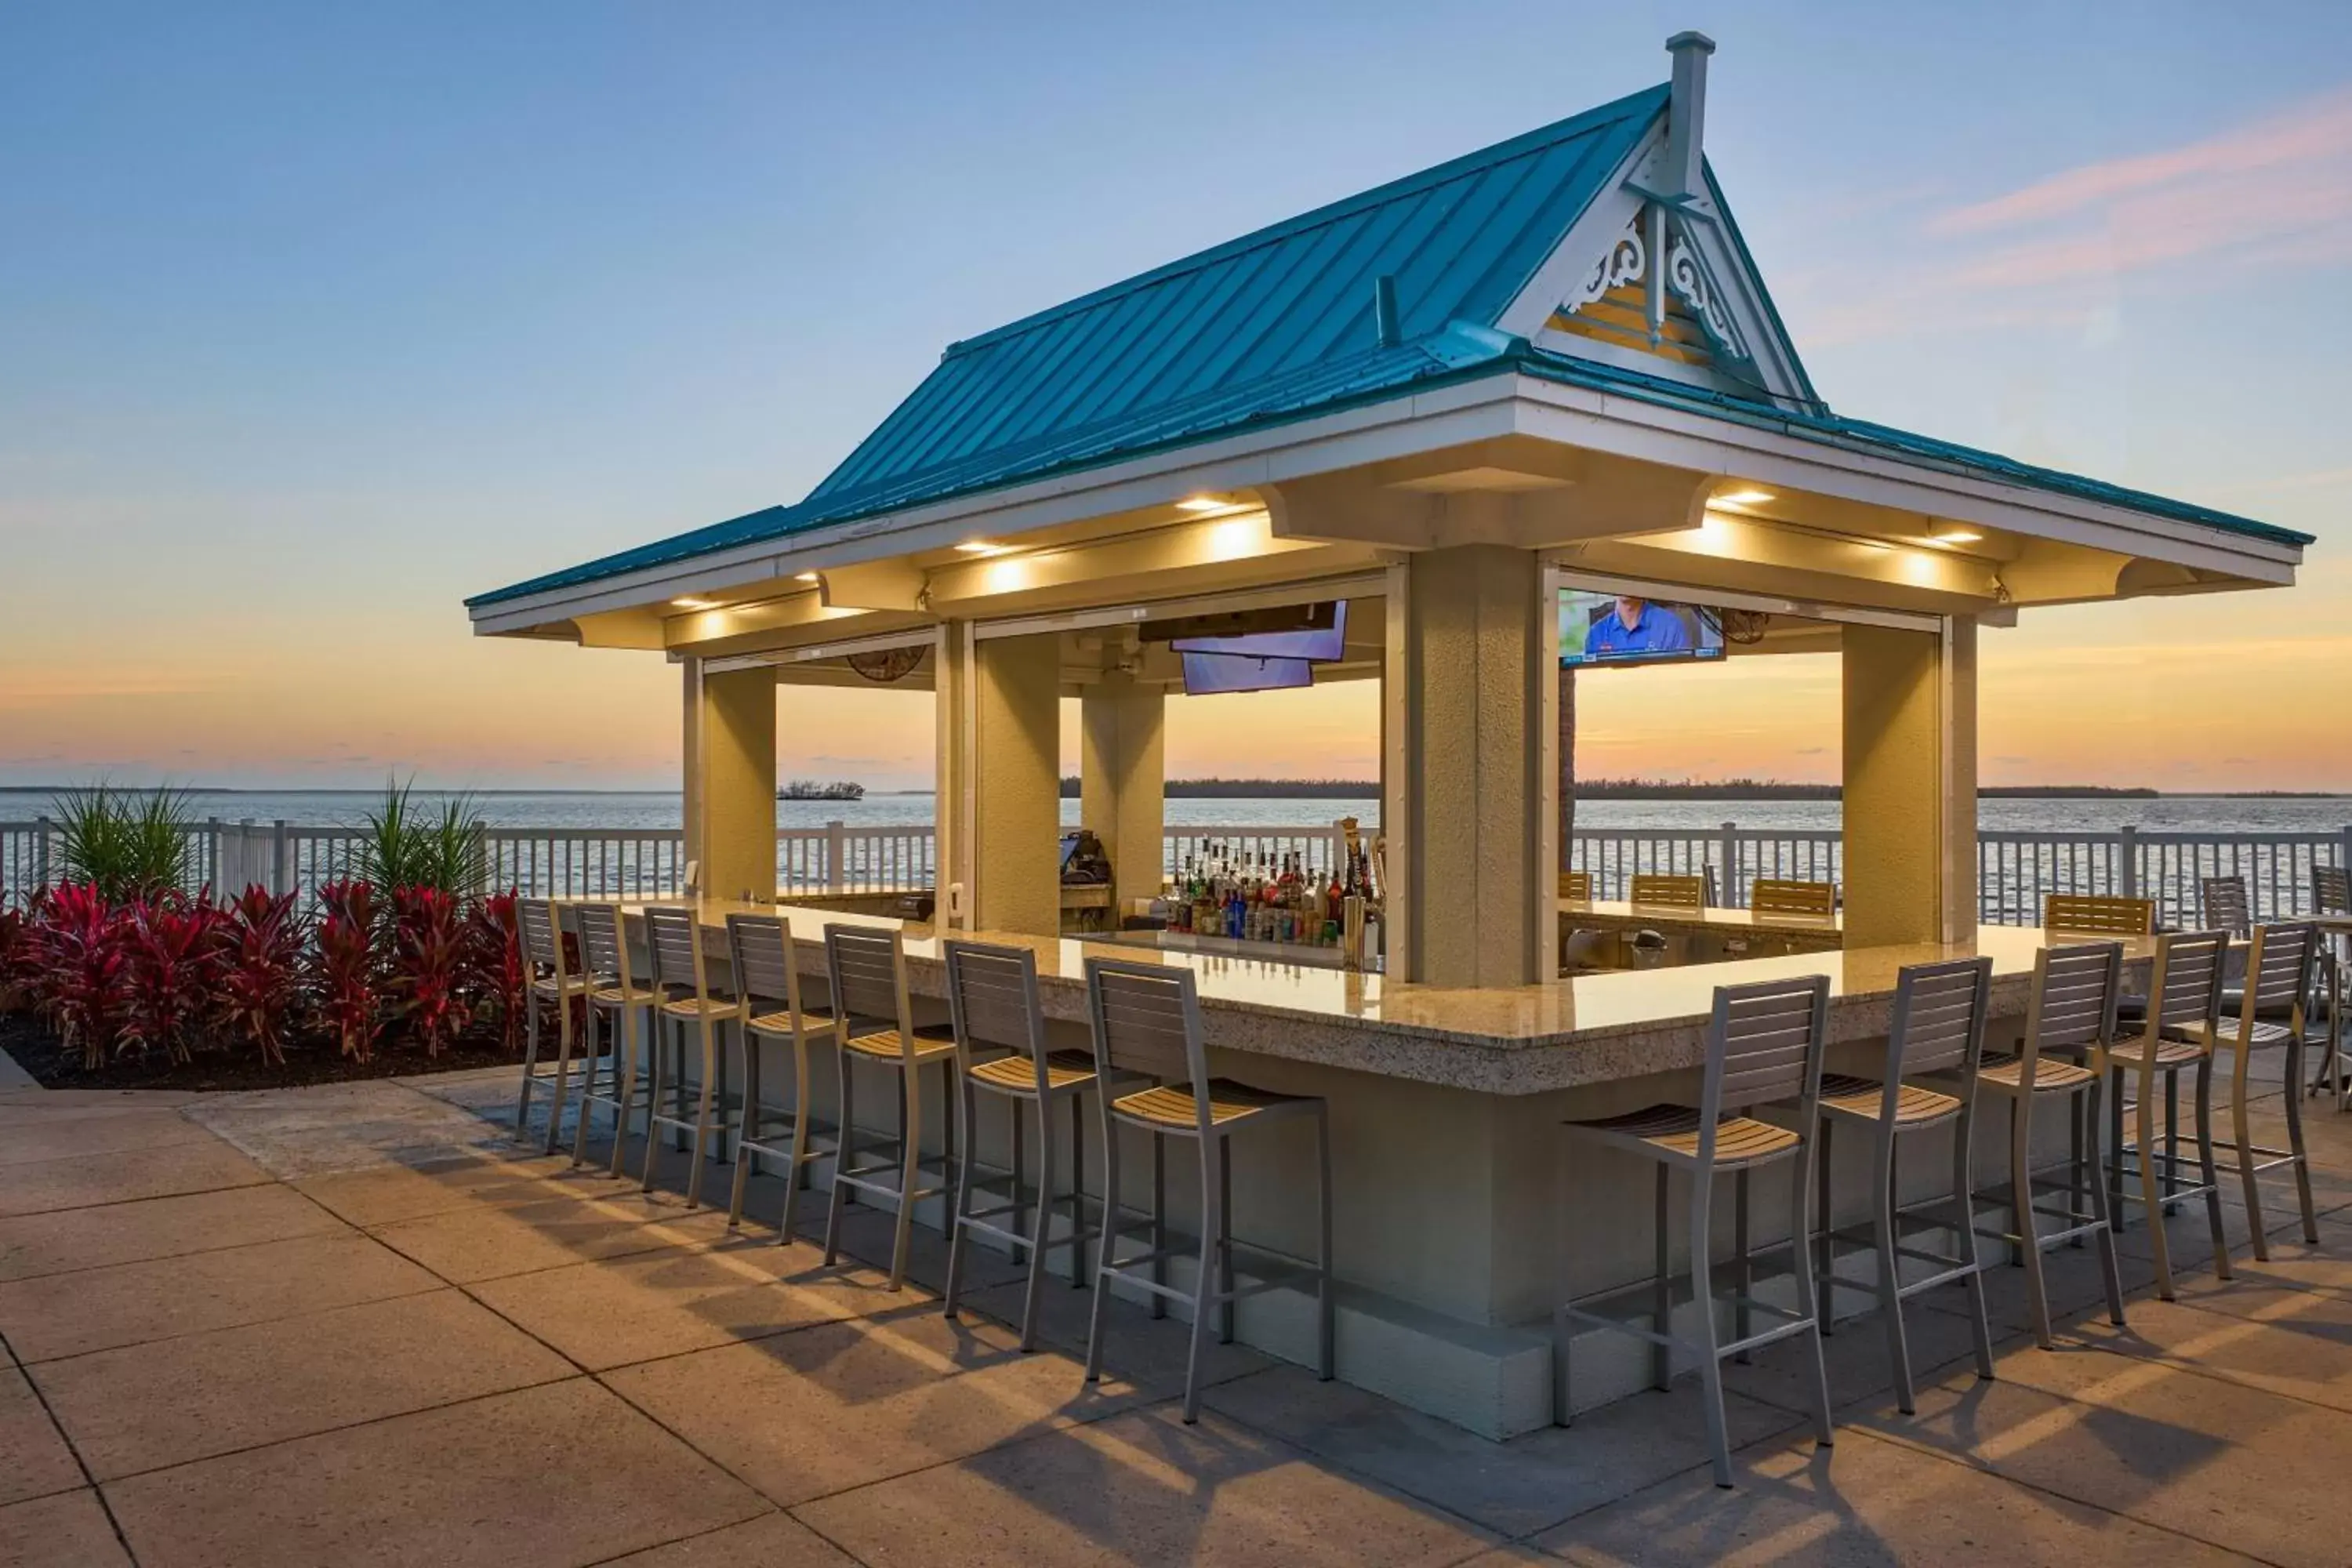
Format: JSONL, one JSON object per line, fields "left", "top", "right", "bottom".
{"left": 471, "top": 82, "right": 2305, "bottom": 611}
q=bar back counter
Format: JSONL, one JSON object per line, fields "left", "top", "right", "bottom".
{"left": 604, "top": 898, "right": 2149, "bottom": 1439}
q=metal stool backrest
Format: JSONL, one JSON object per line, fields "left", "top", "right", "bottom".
{"left": 2201, "top": 876, "right": 2252, "bottom": 938}
{"left": 2016, "top": 942, "right": 2122, "bottom": 1087}
{"left": 2045, "top": 894, "right": 2154, "bottom": 936}
{"left": 518, "top": 898, "right": 564, "bottom": 978}
{"left": 824, "top": 924, "right": 916, "bottom": 1054}
{"left": 725, "top": 912, "right": 804, "bottom": 1017}
{"left": 2316, "top": 866, "right": 2351, "bottom": 916}
{"left": 1700, "top": 975, "right": 1831, "bottom": 1142}
{"left": 1559, "top": 870, "right": 1591, "bottom": 901}
{"left": 944, "top": 940, "right": 1051, "bottom": 1091}
{"left": 2141, "top": 929, "right": 2229, "bottom": 1047}
{"left": 1883, "top": 956, "right": 1994, "bottom": 1094}
{"left": 1751, "top": 879, "right": 1836, "bottom": 919}
{"left": 1630, "top": 873, "right": 1706, "bottom": 910}
{"left": 644, "top": 906, "right": 707, "bottom": 998}
{"left": 2241, "top": 922, "right": 2319, "bottom": 1036}
{"left": 1084, "top": 957, "right": 1214, "bottom": 1137}
{"left": 574, "top": 902, "right": 631, "bottom": 989}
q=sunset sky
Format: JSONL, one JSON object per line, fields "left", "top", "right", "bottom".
{"left": 4, "top": 1, "right": 2347, "bottom": 794}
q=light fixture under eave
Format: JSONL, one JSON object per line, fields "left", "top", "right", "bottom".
{"left": 670, "top": 596, "right": 719, "bottom": 612}
{"left": 1713, "top": 487, "right": 1774, "bottom": 509}
{"left": 793, "top": 572, "right": 820, "bottom": 583}
{"left": 953, "top": 539, "right": 1007, "bottom": 556}
{"left": 1930, "top": 528, "right": 1983, "bottom": 546}
{"left": 1176, "top": 494, "right": 1235, "bottom": 513}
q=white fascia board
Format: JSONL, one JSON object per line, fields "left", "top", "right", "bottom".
{"left": 1512, "top": 376, "right": 2300, "bottom": 582}
{"left": 468, "top": 376, "right": 1526, "bottom": 634}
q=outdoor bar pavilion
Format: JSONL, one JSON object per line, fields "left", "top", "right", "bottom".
{"left": 467, "top": 37, "right": 2312, "bottom": 1437}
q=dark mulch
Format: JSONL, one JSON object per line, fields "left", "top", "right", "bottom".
{"left": 0, "top": 1011, "right": 524, "bottom": 1093}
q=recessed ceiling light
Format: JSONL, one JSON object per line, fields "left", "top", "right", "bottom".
{"left": 1713, "top": 488, "right": 1774, "bottom": 508}
{"left": 953, "top": 539, "right": 1005, "bottom": 555}
{"left": 1176, "top": 495, "right": 1232, "bottom": 513}
{"left": 1931, "top": 528, "right": 1983, "bottom": 546}
{"left": 670, "top": 596, "right": 718, "bottom": 611}
{"left": 793, "top": 572, "right": 820, "bottom": 583}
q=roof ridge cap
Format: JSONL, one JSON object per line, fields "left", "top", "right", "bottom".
{"left": 939, "top": 82, "right": 1670, "bottom": 362}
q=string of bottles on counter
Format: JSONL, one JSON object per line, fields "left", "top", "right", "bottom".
{"left": 1160, "top": 840, "right": 1378, "bottom": 948}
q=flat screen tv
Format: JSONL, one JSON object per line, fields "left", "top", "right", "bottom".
{"left": 1179, "top": 652, "right": 1314, "bottom": 696}
{"left": 1559, "top": 590, "right": 1725, "bottom": 669}
{"left": 1171, "top": 600, "right": 1348, "bottom": 662}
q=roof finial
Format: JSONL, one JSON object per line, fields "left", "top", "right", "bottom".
{"left": 1664, "top": 31, "right": 1715, "bottom": 200}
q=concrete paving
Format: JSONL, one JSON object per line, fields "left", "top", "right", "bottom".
{"left": 0, "top": 1049, "right": 2347, "bottom": 1566}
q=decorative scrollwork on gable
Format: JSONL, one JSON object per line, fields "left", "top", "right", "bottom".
{"left": 1664, "top": 235, "right": 1748, "bottom": 361}
{"left": 1568, "top": 224, "right": 1644, "bottom": 312}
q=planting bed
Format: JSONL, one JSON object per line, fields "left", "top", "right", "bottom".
{"left": 0, "top": 1011, "right": 524, "bottom": 1092}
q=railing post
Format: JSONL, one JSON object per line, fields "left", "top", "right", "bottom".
{"left": 1718, "top": 820, "right": 1739, "bottom": 907}
{"left": 2118, "top": 825, "right": 2138, "bottom": 902}
{"left": 2339, "top": 826, "right": 2352, "bottom": 906}
{"left": 826, "top": 820, "right": 848, "bottom": 892}
{"left": 34, "top": 815, "right": 51, "bottom": 889}
{"left": 272, "top": 819, "right": 291, "bottom": 898}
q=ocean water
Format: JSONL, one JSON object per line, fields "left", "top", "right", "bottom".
{"left": 2, "top": 787, "right": 2345, "bottom": 837}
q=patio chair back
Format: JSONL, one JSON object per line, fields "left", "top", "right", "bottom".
{"left": 1751, "top": 879, "right": 1836, "bottom": 919}
{"left": 945, "top": 941, "right": 1051, "bottom": 1088}
{"left": 1707, "top": 974, "right": 1831, "bottom": 1116}
{"left": 1558, "top": 870, "right": 1591, "bottom": 901}
{"left": 2146, "top": 930, "right": 2228, "bottom": 1040}
{"left": 1630, "top": 873, "right": 1706, "bottom": 910}
{"left": 2317, "top": 866, "right": 2351, "bottom": 916}
{"left": 518, "top": 898, "right": 562, "bottom": 973}
{"left": 2201, "top": 876, "right": 2252, "bottom": 938}
{"left": 2045, "top": 894, "right": 2154, "bottom": 936}
{"left": 2245, "top": 921, "right": 2319, "bottom": 1017}
{"left": 824, "top": 925, "right": 912, "bottom": 1035}
{"left": 2016, "top": 942, "right": 2122, "bottom": 1085}
{"left": 724, "top": 912, "right": 802, "bottom": 1012}
{"left": 1085, "top": 959, "right": 1211, "bottom": 1120}
{"left": 575, "top": 902, "right": 626, "bottom": 985}
{"left": 644, "top": 906, "right": 705, "bottom": 996}
{"left": 1886, "top": 956, "right": 1994, "bottom": 1080}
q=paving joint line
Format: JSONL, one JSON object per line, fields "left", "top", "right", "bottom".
{"left": 0, "top": 1322, "right": 144, "bottom": 1566}
{"left": 12, "top": 1278, "right": 454, "bottom": 1370}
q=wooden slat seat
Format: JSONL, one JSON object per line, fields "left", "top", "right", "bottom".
{"left": 1815, "top": 1073, "right": 1959, "bottom": 1125}
{"left": 970, "top": 1049, "right": 1096, "bottom": 1094}
{"left": 744, "top": 1002, "right": 833, "bottom": 1039}
{"left": 659, "top": 991, "right": 739, "bottom": 1022}
{"left": 532, "top": 972, "right": 592, "bottom": 999}
{"left": 590, "top": 981, "right": 661, "bottom": 1007}
{"left": 1112, "top": 1079, "right": 1312, "bottom": 1129}
{"left": 1563, "top": 1102, "right": 1798, "bottom": 1164}
{"left": 842, "top": 1024, "right": 957, "bottom": 1062}
{"left": 2106, "top": 1033, "right": 2209, "bottom": 1071}
{"left": 1976, "top": 1053, "right": 2095, "bottom": 1092}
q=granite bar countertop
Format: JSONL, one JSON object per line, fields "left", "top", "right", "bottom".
{"left": 612, "top": 899, "right": 2154, "bottom": 1097}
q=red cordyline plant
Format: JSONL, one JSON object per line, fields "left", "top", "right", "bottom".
{"left": 216, "top": 885, "right": 302, "bottom": 1065}
{"left": 391, "top": 886, "right": 471, "bottom": 1057}
{"left": 312, "top": 880, "right": 381, "bottom": 1062}
{"left": 40, "top": 883, "right": 132, "bottom": 1068}
{"left": 463, "top": 891, "right": 524, "bottom": 1053}
{"left": 0, "top": 904, "right": 28, "bottom": 1012}
{"left": 122, "top": 891, "right": 228, "bottom": 1065}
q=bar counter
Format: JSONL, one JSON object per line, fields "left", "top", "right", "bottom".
{"left": 604, "top": 897, "right": 2149, "bottom": 1441}
{"left": 634, "top": 898, "right": 2146, "bottom": 1095}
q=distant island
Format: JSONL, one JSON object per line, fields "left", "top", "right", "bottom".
{"left": 1054, "top": 777, "right": 2198, "bottom": 800}
{"left": 778, "top": 779, "right": 866, "bottom": 801}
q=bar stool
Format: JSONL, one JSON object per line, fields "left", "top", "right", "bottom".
{"left": 1558, "top": 871, "right": 1592, "bottom": 900}
{"left": 2212, "top": 922, "right": 2322, "bottom": 1258}
{"left": 723, "top": 912, "right": 839, "bottom": 1243}
{"left": 2100, "top": 928, "right": 2232, "bottom": 1300}
{"left": 2201, "top": 875, "right": 2252, "bottom": 938}
{"left": 2306, "top": 866, "right": 2350, "bottom": 1102}
{"left": 1081, "top": 957, "right": 1332, "bottom": 1425}
{"left": 570, "top": 902, "right": 657, "bottom": 1175}
{"left": 1555, "top": 975, "right": 1836, "bottom": 1490}
{"left": 641, "top": 906, "right": 737, "bottom": 1210}
{"left": 1972, "top": 942, "right": 2127, "bottom": 1348}
{"left": 1629, "top": 873, "right": 1707, "bottom": 909}
{"left": 941, "top": 940, "right": 1103, "bottom": 1350}
{"left": 1751, "top": 879, "right": 1836, "bottom": 919}
{"left": 1810, "top": 957, "right": 1996, "bottom": 1414}
{"left": 515, "top": 898, "right": 590, "bottom": 1152}
{"left": 821, "top": 924, "right": 961, "bottom": 1290}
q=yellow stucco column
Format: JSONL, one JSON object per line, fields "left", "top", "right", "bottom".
{"left": 1399, "top": 544, "right": 1548, "bottom": 987}
{"left": 1842, "top": 619, "right": 1976, "bottom": 946}
{"left": 1080, "top": 671, "right": 1166, "bottom": 916}
{"left": 972, "top": 632, "right": 1062, "bottom": 936}
{"left": 696, "top": 663, "right": 777, "bottom": 903}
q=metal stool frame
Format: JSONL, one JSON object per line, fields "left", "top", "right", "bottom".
{"left": 2101, "top": 929, "right": 2233, "bottom": 1301}
{"left": 516, "top": 898, "right": 590, "bottom": 1152}
{"left": 2211, "top": 921, "right": 2322, "bottom": 1261}
{"left": 1080, "top": 957, "right": 1333, "bottom": 1424}
{"left": 820, "top": 924, "right": 960, "bottom": 1291}
{"left": 641, "top": 905, "right": 736, "bottom": 1210}
{"left": 1555, "top": 975, "right": 1837, "bottom": 1490}
{"left": 722, "top": 912, "right": 839, "bottom": 1243}
{"left": 941, "top": 940, "right": 1105, "bottom": 1350}
{"left": 1810, "top": 956, "right": 1997, "bottom": 1414}
{"left": 568, "top": 902, "right": 656, "bottom": 1175}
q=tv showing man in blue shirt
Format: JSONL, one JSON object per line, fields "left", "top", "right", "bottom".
{"left": 1582, "top": 595, "right": 1693, "bottom": 660}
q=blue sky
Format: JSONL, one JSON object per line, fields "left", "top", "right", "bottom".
{"left": 3, "top": 1, "right": 2347, "bottom": 789}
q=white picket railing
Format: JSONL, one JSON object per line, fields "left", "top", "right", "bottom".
{"left": 5, "top": 815, "right": 2348, "bottom": 931}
